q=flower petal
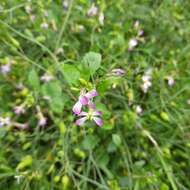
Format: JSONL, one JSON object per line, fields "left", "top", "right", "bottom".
{"left": 93, "top": 117, "right": 103, "bottom": 126}
{"left": 85, "top": 89, "right": 98, "bottom": 99}
{"left": 79, "top": 95, "right": 89, "bottom": 105}
{"left": 88, "top": 101, "right": 96, "bottom": 109}
{"left": 93, "top": 110, "right": 102, "bottom": 116}
{"left": 78, "top": 111, "right": 88, "bottom": 116}
{"left": 75, "top": 117, "right": 87, "bottom": 126}
{"left": 72, "top": 101, "right": 82, "bottom": 115}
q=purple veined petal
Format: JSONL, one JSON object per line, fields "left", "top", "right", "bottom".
{"left": 79, "top": 95, "right": 89, "bottom": 105}
{"left": 75, "top": 116, "right": 88, "bottom": 126}
{"left": 78, "top": 111, "right": 88, "bottom": 116}
{"left": 88, "top": 101, "right": 96, "bottom": 109}
{"left": 93, "top": 116, "right": 103, "bottom": 126}
{"left": 72, "top": 101, "right": 82, "bottom": 115}
{"left": 85, "top": 89, "right": 98, "bottom": 99}
{"left": 92, "top": 110, "right": 102, "bottom": 116}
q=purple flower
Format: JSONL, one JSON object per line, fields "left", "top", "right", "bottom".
{"left": 138, "top": 29, "right": 144, "bottom": 37}
{"left": 110, "top": 68, "right": 125, "bottom": 76}
{"left": 75, "top": 109, "right": 103, "bottom": 126}
{"left": 72, "top": 89, "right": 98, "bottom": 115}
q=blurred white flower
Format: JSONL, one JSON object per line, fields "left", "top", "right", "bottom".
{"left": 99, "top": 12, "right": 104, "bottom": 25}
{"left": 25, "top": 5, "right": 32, "bottom": 14}
{"left": 0, "top": 63, "right": 11, "bottom": 74}
{"left": 0, "top": 117, "right": 11, "bottom": 127}
{"left": 40, "top": 73, "right": 55, "bottom": 82}
{"left": 167, "top": 76, "right": 175, "bottom": 86}
{"left": 63, "top": 0, "right": 69, "bottom": 9}
{"left": 134, "top": 20, "right": 140, "bottom": 29}
{"left": 128, "top": 38, "right": 138, "bottom": 51}
{"left": 136, "top": 105, "right": 143, "bottom": 114}
{"left": 41, "top": 22, "right": 49, "bottom": 29}
{"left": 87, "top": 4, "right": 98, "bottom": 17}
{"left": 187, "top": 99, "right": 190, "bottom": 105}
{"left": 141, "top": 74, "right": 152, "bottom": 93}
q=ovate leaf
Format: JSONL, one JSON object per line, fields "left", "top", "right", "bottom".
{"left": 61, "top": 64, "right": 80, "bottom": 85}
{"left": 28, "top": 69, "right": 40, "bottom": 89}
{"left": 82, "top": 52, "right": 102, "bottom": 75}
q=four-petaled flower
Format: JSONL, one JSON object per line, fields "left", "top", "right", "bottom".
{"left": 72, "top": 89, "right": 98, "bottom": 115}
{"left": 76, "top": 109, "right": 103, "bottom": 126}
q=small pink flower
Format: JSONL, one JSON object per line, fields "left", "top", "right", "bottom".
{"left": 14, "top": 105, "right": 25, "bottom": 115}
{"left": 72, "top": 89, "right": 98, "bottom": 115}
{"left": 38, "top": 115, "right": 47, "bottom": 126}
{"left": 75, "top": 109, "right": 103, "bottom": 126}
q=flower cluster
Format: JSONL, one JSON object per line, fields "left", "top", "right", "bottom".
{"left": 72, "top": 89, "right": 103, "bottom": 126}
{"left": 128, "top": 20, "right": 145, "bottom": 51}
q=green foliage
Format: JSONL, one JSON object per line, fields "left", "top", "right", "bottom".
{"left": 0, "top": 0, "right": 190, "bottom": 190}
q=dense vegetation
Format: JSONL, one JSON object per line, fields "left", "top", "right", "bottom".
{"left": 0, "top": 0, "right": 190, "bottom": 190}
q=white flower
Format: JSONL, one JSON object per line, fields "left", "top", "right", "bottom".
{"left": 134, "top": 20, "right": 140, "bottom": 29}
{"left": 167, "top": 76, "right": 175, "bottom": 86}
{"left": 25, "top": 5, "right": 32, "bottom": 14}
{"left": 41, "top": 22, "right": 49, "bottom": 29}
{"left": 87, "top": 4, "right": 98, "bottom": 17}
{"left": 136, "top": 105, "right": 143, "bottom": 114}
{"left": 0, "top": 117, "right": 11, "bottom": 127}
{"left": 141, "top": 74, "right": 152, "bottom": 93}
{"left": 1, "top": 63, "right": 11, "bottom": 74}
{"left": 40, "top": 73, "right": 54, "bottom": 82}
{"left": 63, "top": 0, "right": 69, "bottom": 9}
{"left": 128, "top": 38, "right": 138, "bottom": 51}
{"left": 99, "top": 12, "right": 104, "bottom": 25}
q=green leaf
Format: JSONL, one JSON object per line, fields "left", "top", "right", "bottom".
{"left": 112, "top": 134, "right": 122, "bottom": 147}
{"left": 28, "top": 69, "right": 40, "bottom": 89}
{"left": 82, "top": 135, "right": 99, "bottom": 150}
{"left": 60, "top": 64, "right": 80, "bottom": 85}
{"left": 41, "top": 81, "right": 64, "bottom": 114}
{"left": 82, "top": 52, "right": 102, "bottom": 75}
